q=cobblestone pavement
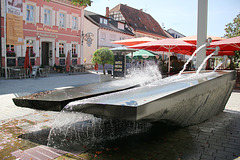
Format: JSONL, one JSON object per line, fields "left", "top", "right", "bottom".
{"left": 0, "top": 73, "right": 240, "bottom": 160}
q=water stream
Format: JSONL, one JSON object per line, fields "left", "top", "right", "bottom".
{"left": 46, "top": 47, "right": 221, "bottom": 152}
{"left": 196, "top": 51, "right": 216, "bottom": 74}
{"left": 178, "top": 43, "right": 207, "bottom": 76}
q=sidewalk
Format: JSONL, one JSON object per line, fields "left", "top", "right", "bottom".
{"left": 0, "top": 72, "right": 100, "bottom": 122}
{"left": 0, "top": 73, "right": 240, "bottom": 159}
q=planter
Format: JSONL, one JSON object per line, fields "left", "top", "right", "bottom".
{"left": 99, "top": 74, "right": 112, "bottom": 82}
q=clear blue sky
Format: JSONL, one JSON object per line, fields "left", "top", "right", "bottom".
{"left": 86, "top": 0, "right": 240, "bottom": 37}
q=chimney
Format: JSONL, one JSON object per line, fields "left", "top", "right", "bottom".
{"left": 106, "top": 7, "right": 109, "bottom": 17}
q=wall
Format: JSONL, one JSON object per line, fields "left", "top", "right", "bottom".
{"left": 83, "top": 16, "right": 98, "bottom": 64}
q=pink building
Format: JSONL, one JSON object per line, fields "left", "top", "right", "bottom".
{"left": 1, "top": 0, "right": 84, "bottom": 67}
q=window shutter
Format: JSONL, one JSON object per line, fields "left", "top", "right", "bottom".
{"left": 65, "top": 14, "right": 69, "bottom": 28}
{"left": 23, "top": 3, "right": 26, "bottom": 21}
{"left": 69, "top": 15, "right": 72, "bottom": 29}
{"left": 34, "top": 40, "right": 39, "bottom": 57}
{"left": 52, "top": 10, "right": 55, "bottom": 26}
{"left": 78, "top": 17, "right": 81, "bottom": 30}
{"left": 15, "top": 45, "right": 21, "bottom": 57}
{"left": 56, "top": 11, "right": 59, "bottom": 26}
{"left": 56, "top": 42, "right": 59, "bottom": 57}
{"left": 41, "top": 7, "right": 44, "bottom": 24}
{"left": 77, "top": 44, "right": 80, "bottom": 58}
{"left": 35, "top": 6, "right": 39, "bottom": 23}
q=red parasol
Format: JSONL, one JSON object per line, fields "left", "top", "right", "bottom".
{"left": 24, "top": 48, "right": 32, "bottom": 72}
{"left": 129, "top": 38, "right": 196, "bottom": 73}
{"left": 129, "top": 38, "right": 196, "bottom": 52}
{"left": 66, "top": 51, "right": 70, "bottom": 72}
{"left": 112, "top": 37, "right": 157, "bottom": 46}
{"left": 208, "top": 36, "right": 240, "bottom": 51}
{"left": 177, "top": 35, "right": 225, "bottom": 45}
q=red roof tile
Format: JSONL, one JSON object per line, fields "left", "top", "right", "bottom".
{"left": 110, "top": 4, "right": 168, "bottom": 38}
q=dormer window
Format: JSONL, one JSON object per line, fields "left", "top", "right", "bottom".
{"left": 153, "top": 28, "right": 155, "bottom": 31}
{"left": 100, "top": 17, "right": 108, "bottom": 25}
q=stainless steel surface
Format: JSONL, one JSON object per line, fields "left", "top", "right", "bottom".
{"left": 69, "top": 70, "right": 236, "bottom": 126}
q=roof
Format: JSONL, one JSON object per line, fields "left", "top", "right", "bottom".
{"left": 84, "top": 10, "right": 134, "bottom": 36}
{"left": 167, "top": 28, "right": 186, "bottom": 38}
{"left": 110, "top": 4, "right": 168, "bottom": 38}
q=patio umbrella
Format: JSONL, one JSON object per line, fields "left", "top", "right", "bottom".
{"left": 110, "top": 46, "right": 137, "bottom": 53}
{"left": 24, "top": 48, "right": 32, "bottom": 72}
{"left": 208, "top": 36, "right": 240, "bottom": 51}
{"left": 177, "top": 35, "right": 225, "bottom": 45}
{"left": 111, "top": 37, "right": 157, "bottom": 46}
{"left": 66, "top": 51, "right": 70, "bottom": 72}
{"left": 126, "top": 50, "right": 157, "bottom": 60}
{"left": 129, "top": 38, "right": 196, "bottom": 73}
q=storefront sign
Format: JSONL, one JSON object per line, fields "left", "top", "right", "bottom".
{"left": 37, "top": 26, "right": 58, "bottom": 33}
{"left": 84, "top": 32, "right": 94, "bottom": 47}
{"left": 113, "top": 55, "right": 125, "bottom": 77}
{"left": 7, "top": 0, "right": 23, "bottom": 16}
{"left": 6, "top": 13, "right": 24, "bottom": 45}
{"left": 38, "top": 33, "right": 57, "bottom": 38}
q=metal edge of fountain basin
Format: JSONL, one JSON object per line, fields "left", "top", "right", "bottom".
{"left": 72, "top": 70, "right": 236, "bottom": 127}
{"left": 12, "top": 83, "right": 140, "bottom": 111}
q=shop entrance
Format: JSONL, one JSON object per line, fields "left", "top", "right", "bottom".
{"left": 41, "top": 42, "right": 49, "bottom": 66}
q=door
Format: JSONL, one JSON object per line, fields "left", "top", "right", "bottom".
{"left": 42, "top": 42, "right": 49, "bottom": 66}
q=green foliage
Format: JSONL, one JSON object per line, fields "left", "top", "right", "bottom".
{"left": 224, "top": 13, "right": 240, "bottom": 38}
{"left": 44, "top": 0, "right": 92, "bottom": 7}
{"left": 71, "top": 0, "right": 92, "bottom": 6}
{"left": 92, "top": 47, "right": 114, "bottom": 74}
{"left": 224, "top": 13, "right": 240, "bottom": 67}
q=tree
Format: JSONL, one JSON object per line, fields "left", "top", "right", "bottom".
{"left": 224, "top": 13, "right": 240, "bottom": 69}
{"left": 92, "top": 47, "right": 114, "bottom": 75}
{"left": 71, "top": 0, "right": 92, "bottom": 7}
{"left": 224, "top": 13, "right": 240, "bottom": 38}
{"left": 45, "top": 0, "right": 92, "bottom": 7}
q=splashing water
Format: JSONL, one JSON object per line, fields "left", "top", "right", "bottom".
{"left": 178, "top": 43, "right": 207, "bottom": 76}
{"left": 47, "top": 108, "right": 151, "bottom": 150}
{"left": 126, "top": 62, "right": 162, "bottom": 86}
{"left": 213, "top": 62, "right": 223, "bottom": 72}
{"left": 196, "top": 51, "right": 216, "bottom": 74}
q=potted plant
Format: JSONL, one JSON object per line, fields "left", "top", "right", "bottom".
{"left": 72, "top": 53, "right": 78, "bottom": 57}
{"left": 7, "top": 51, "right": 16, "bottom": 57}
{"left": 59, "top": 53, "right": 65, "bottom": 57}
{"left": 30, "top": 51, "right": 36, "bottom": 57}
{"left": 92, "top": 47, "right": 114, "bottom": 82}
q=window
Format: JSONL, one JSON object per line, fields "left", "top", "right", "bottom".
{"left": 110, "top": 34, "right": 116, "bottom": 42}
{"left": 44, "top": 9, "right": 51, "bottom": 25}
{"left": 26, "top": 5, "right": 34, "bottom": 22}
{"left": 100, "top": 33, "right": 106, "bottom": 41}
{"left": 59, "top": 43, "right": 65, "bottom": 57}
{"left": 6, "top": 45, "right": 15, "bottom": 57}
{"left": 72, "top": 44, "right": 77, "bottom": 57}
{"left": 72, "top": 16, "right": 77, "bottom": 30}
{"left": 59, "top": 13, "right": 65, "bottom": 27}
{"left": 100, "top": 17, "right": 108, "bottom": 25}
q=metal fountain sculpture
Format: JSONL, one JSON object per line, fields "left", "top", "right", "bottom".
{"left": 64, "top": 39, "right": 235, "bottom": 127}
{"left": 13, "top": 38, "right": 236, "bottom": 127}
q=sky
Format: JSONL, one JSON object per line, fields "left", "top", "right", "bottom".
{"left": 86, "top": 0, "right": 240, "bottom": 37}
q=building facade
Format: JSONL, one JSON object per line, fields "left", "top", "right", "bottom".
{"left": 1, "top": 0, "right": 84, "bottom": 68}
{"left": 83, "top": 10, "right": 134, "bottom": 63}
{"left": 109, "top": 4, "right": 168, "bottom": 40}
